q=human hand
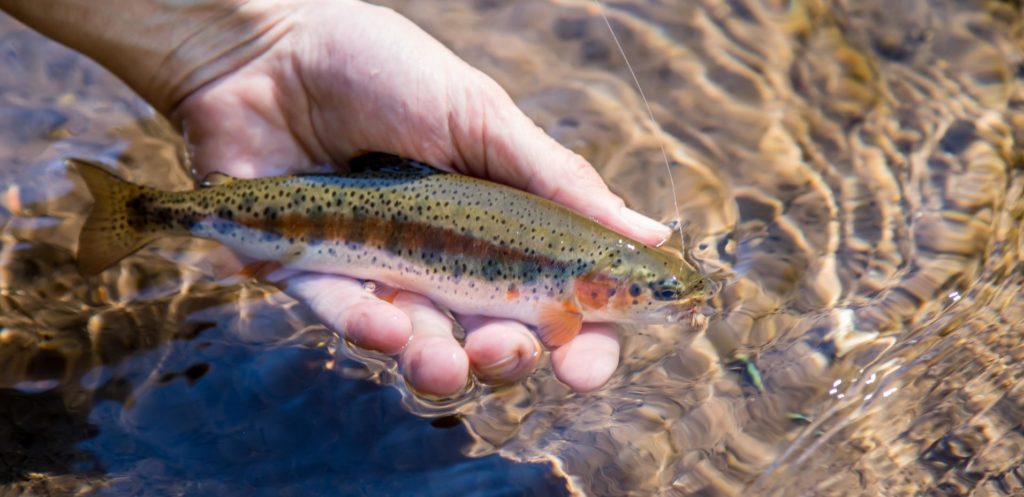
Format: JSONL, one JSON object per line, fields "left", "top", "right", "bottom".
{"left": 1, "top": 0, "right": 672, "bottom": 395}
{"left": 172, "top": 0, "right": 675, "bottom": 396}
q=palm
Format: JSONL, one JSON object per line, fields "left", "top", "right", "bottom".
{"left": 173, "top": 1, "right": 668, "bottom": 395}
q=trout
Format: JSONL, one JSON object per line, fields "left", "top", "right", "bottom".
{"left": 72, "top": 154, "right": 713, "bottom": 347}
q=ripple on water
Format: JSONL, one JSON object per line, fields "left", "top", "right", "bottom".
{"left": 3, "top": 0, "right": 1024, "bottom": 496}
{"left": 392, "top": 0, "right": 1024, "bottom": 495}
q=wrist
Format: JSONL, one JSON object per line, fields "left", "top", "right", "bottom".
{"left": 0, "top": 0, "right": 321, "bottom": 115}
{"left": 153, "top": 0, "right": 305, "bottom": 115}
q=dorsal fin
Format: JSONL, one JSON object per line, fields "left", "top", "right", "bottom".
{"left": 200, "top": 171, "right": 238, "bottom": 188}
{"left": 348, "top": 153, "right": 445, "bottom": 178}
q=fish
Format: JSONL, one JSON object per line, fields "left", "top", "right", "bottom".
{"left": 71, "top": 153, "right": 713, "bottom": 347}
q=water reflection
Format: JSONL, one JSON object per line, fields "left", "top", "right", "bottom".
{"left": 2, "top": 0, "right": 1024, "bottom": 496}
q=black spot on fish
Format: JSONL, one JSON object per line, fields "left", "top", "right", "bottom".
{"left": 214, "top": 221, "right": 235, "bottom": 235}
{"left": 629, "top": 284, "right": 642, "bottom": 297}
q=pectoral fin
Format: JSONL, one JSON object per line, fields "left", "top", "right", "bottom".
{"left": 371, "top": 283, "right": 400, "bottom": 304}
{"left": 537, "top": 302, "right": 583, "bottom": 347}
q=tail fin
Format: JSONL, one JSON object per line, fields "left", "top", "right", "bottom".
{"left": 70, "top": 159, "right": 158, "bottom": 275}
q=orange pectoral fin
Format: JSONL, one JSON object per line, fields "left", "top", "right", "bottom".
{"left": 359, "top": 280, "right": 400, "bottom": 303}
{"left": 373, "top": 285, "right": 400, "bottom": 304}
{"left": 537, "top": 302, "right": 583, "bottom": 348}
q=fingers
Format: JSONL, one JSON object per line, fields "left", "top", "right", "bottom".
{"left": 460, "top": 315, "right": 542, "bottom": 385}
{"left": 550, "top": 324, "right": 621, "bottom": 393}
{"left": 280, "top": 273, "right": 412, "bottom": 354}
{"left": 278, "top": 271, "right": 617, "bottom": 393}
{"left": 391, "top": 292, "right": 469, "bottom": 397}
{"left": 288, "top": 276, "right": 470, "bottom": 397}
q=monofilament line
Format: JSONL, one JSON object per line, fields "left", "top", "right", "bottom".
{"left": 591, "top": 0, "right": 687, "bottom": 254}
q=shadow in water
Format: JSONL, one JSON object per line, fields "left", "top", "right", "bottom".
{"left": 0, "top": 319, "right": 568, "bottom": 496}
{"left": 0, "top": 389, "right": 100, "bottom": 484}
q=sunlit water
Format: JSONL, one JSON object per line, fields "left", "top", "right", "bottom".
{"left": 2, "top": 1, "right": 1024, "bottom": 496}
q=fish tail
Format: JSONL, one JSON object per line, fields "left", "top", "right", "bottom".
{"left": 70, "top": 159, "right": 160, "bottom": 275}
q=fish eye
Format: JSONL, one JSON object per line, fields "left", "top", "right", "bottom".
{"left": 653, "top": 287, "right": 680, "bottom": 300}
{"left": 650, "top": 277, "right": 682, "bottom": 301}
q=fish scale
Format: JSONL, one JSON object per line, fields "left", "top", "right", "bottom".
{"left": 71, "top": 153, "right": 712, "bottom": 347}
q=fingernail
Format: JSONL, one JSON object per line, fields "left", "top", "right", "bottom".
{"left": 619, "top": 206, "right": 672, "bottom": 241}
{"left": 475, "top": 354, "right": 520, "bottom": 382}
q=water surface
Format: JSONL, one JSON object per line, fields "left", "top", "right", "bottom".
{"left": 2, "top": 1, "right": 1024, "bottom": 496}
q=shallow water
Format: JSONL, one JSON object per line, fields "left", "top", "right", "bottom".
{"left": 2, "top": 1, "right": 1024, "bottom": 496}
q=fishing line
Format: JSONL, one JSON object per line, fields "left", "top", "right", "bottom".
{"left": 591, "top": 0, "right": 687, "bottom": 255}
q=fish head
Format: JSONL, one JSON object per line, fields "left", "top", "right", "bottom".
{"left": 577, "top": 244, "right": 714, "bottom": 324}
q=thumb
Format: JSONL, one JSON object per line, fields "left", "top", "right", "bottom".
{"left": 454, "top": 81, "right": 671, "bottom": 247}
